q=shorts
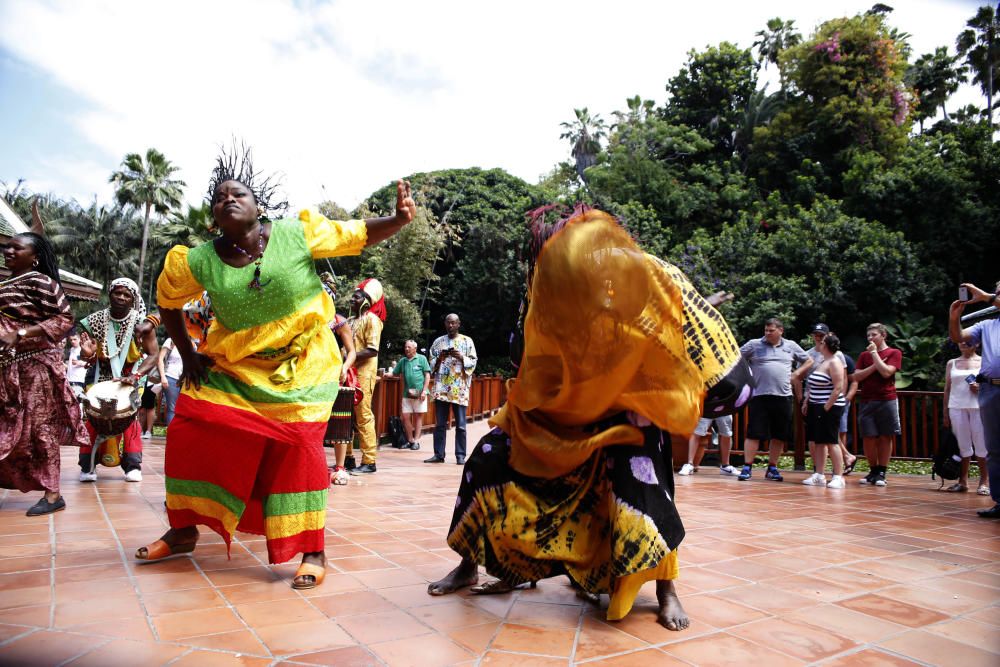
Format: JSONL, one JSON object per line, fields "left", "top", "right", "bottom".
{"left": 694, "top": 415, "right": 733, "bottom": 437}
{"left": 140, "top": 384, "right": 157, "bottom": 410}
{"left": 806, "top": 403, "right": 844, "bottom": 445}
{"left": 859, "top": 400, "right": 900, "bottom": 437}
{"left": 839, "top": 404, "right": 850, "bottom": 434}
{"left": 746, "top": 395, "right": 794, "bottom": 443}
{"left": 401, "top": 397, "right": 428, "bottom": 414}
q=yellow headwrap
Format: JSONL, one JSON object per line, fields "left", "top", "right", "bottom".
{"left": 491, "top": 210, "right": 740, "bottom": 478}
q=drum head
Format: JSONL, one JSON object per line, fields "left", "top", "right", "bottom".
{"left": 84, "top": 381, "right": 139, "bottom": 415}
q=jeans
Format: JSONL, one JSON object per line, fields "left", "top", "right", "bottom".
{"left": 433, "top": 400, "right": 467, "bottom": 460}
{"left": 164, "top": 376, "right": 181, "bottom": 426}
{"left": 979, "top": 383, "right": 1000, "bottom": 504}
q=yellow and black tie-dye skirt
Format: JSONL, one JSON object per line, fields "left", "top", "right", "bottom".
{"left": 445, "top": 420, "right": 682, "bottom": 620}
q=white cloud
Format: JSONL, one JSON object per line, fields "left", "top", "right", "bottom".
{"left": 0, "top": 0, "right": 987, "bottom": 210}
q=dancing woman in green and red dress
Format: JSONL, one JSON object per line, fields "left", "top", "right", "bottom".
{"left": 136, "top": 150, "right": 414, "bottom": 589}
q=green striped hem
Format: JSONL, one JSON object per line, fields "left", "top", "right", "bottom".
{"left": 204, "top": 370, "right": 340, "bottom": 404}
{"left": 264, "top": 490, "right": 328, "bottom": 516}
{"left": 166, "top": 477, "right": 246, "bottom": 516}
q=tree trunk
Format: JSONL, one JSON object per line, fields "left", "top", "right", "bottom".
{"left": 137, "top": 202, "right": 151, "bottom": 288}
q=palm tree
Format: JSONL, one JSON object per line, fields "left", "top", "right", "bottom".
{"left": 956, "top": 4, "right": 1000, "bottom": 128}
{"left": 47, "top": 201, "right": 142, "bottom": 289}
{"left": 906, "top": 47, "right": 968, "bottom": 131}
{"left": 559, "top": 108, "right": 607, "bottom": 183}
{"left": 109, "top": 148, "right": 185, "bottom": 288}
{"left": 752, "top": 17, "right": 801, "bottom": 72}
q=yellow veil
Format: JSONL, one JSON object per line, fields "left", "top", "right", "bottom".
{"left": 491, "top": 210, "right": 740, "bottom": 478}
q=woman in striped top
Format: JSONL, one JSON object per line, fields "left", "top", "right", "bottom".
{"left": 802, "top": 334, "right": 848, "bottom": 488}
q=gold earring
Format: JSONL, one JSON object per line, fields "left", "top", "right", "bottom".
{"left": 257, "top": 206, "right": 265, "bottom": 218}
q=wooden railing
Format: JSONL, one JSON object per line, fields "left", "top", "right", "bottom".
{"left": 676, "top": 390, "right": 946, "bottom": 468}
{"left": 371, "top": 374, "right": 508, "bottom": 438}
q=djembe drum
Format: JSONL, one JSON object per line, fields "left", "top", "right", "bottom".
{"left": 324, "top": 386, "right": 357, "bottom": 447}
{"left": 83, "top": 380, "right": 140, "bottom": 469}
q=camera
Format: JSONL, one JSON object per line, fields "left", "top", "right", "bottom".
{"left": 959, "top": 285, "right": 970, "bottom": 301}
{"left": 965, "top": 374, "right": 977, "bottom": 385}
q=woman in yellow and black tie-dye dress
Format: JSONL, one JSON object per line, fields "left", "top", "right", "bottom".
{"left": 427, "top": 207, "right": 753, "bottom": 630}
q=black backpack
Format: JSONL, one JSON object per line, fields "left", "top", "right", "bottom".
{"left": 388, "top": 416, "right": 409, "bottom": 449}
{"left": 932, "top": 427, "right": 962, "bottom": 485}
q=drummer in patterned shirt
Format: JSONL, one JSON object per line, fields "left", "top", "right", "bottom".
{"left": 78, "top": 277, "right": 160, "bottom": 483}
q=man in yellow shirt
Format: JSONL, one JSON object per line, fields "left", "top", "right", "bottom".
{"left": 348, "top": 279, "right": 385, "bottom": 474}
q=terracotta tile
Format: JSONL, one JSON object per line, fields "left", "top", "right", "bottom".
{"left": 721, "top": 583, "right": 819, "bottom": 614}
{"left": 55, "top": 562, "right": 131, "bottom": 585}
{"left": 0, "top": 604, "right": 50, "bottom": 627}
{"left": 573, "top": 616, "right": 649, "bottom": 661}
{"left": 880, "top": 630, "right": 999, "bottom": 667}
{"left": 234, "top": 598, "right": 328, "bottom": 628}
{"left": 836, "top": 594, "right": 950, "bottom": 627}
{"left": 254, "top": 618, "right": 356, "bottom": 655}
{"left": 54, "top": 576, "right": 133, "bottom": 603}
{"left": 407, "top": 600, "right": 502, "bottom": 631}
{"left": 369, "top": 632, "right": 475, "bottom": 666}
{"left": 661, "top": 631, "right": 804, "bottom": 666}
{"left": 679, "top": 593, "right": 771, "bottom": 629}
{"left": 217, "top": 581, "right": 305, "bottom": 605}
{"left": 54, "top": 594, "right": 144, "bottom": 628}
{"left": 446, "top": 621, "right": 501, "bottom": 653}
{"left": 0, "top": 623, "right": 33, "bottom": 643}
{"left": 822, "top": 648, "right": 922, "bottom": 666}
{"left": 0, "top": 629, "right": 107, "bottom": 666}
{"left": 133, "top": 570, "right": 212, "bottom": 594}
{"left": 178, "top": 629, "right": 270, "bottom": 656}
{"left": 847, "top": 559, "right": 930, "bottom": 583}
{"left": 0, "top": 569, "right": 50, "bottom": 591}
{"left": 65, "top": 638, "right": 188, "bottom": 666}
{"left": 739, "top": 616, "right": 859, "bottom": 661}
{"left": 583, "top": 648, "right": 690, "bottom": 666}
{"left": 153, "top": 606, "right": 246, "bottom": 640}
{"left": 479, "top": 651, "right": 567, "bottom": 666}
{"left": 0, "top": 556, "right": 49, "bottom": 574}
{"left": 337, "top": 609, "right": 432, "bottom": 644}
{"left": 877, "top": 584, "right": 987, "bottom": 614}
{"left": 54, "top": 549, "right": 123, "bottom": 569}
{"left": 203, "top": 565, "right": 278, "bottom": 587}
{"left": 925, "top": 617, "right": 1000, "bottom": 653}
{"left": 712, "top": 558, "right": 794, "bottom": 582}
{"left": 950, "top": 569, "right": 1000, "bottom": 590}
{"left": 350, "top": 567, "right": 427, "bottom": 589}
{"left": 379, "top": 583, "right": 468, "bottom": 609}
{"left": 144, "top": 587, "right": 228, "bottom": 616}
{"left": 287, "top": 645, "right": 381, "bottom": 666}
{"left": 490, "top": 623, "right": 576, "bottom": 657}
{"left": 309, "top": 590, "right": 396, "bottom": 618}
{"left": 167, "top": 651, "right": 272, "bottom": 667}
{"left": 506, "top": 600, "right": 582, "bottom": 629}
{"left": 674, "top": 566, "right": 748, "bottom": 592}
{"left": 767, "top": 573, "right": 868, "bottom": 602}
{"left": 785, "top": 603, "right": 908, "bottom": 643}
{"left": 921, "top": 575, "right": 1000, "bottom": 602}
{"left": 966, "top": 606, "right": 1000, "bottom": 627}
{"left": 69, "top": 615, "right": 156, "bottom": 643}
{"left": 328, "top": 555, "right": 396, "bottom": 572}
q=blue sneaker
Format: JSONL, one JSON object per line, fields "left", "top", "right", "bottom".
{"left": 737, "top": 465, "right": 752, "bottom": 481}
{"left": 765, "top": 466, "right": 784, "bottom": 482}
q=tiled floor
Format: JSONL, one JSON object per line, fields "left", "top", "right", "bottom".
{"left": 0, "top": 420, "right": 997, "bottom": 666}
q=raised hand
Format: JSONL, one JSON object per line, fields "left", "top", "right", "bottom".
{"left": 79, "top": 331, "right": 97, "bottom": 359}
{"left": 395, "top": 180, "right": 416, "bottom": 226}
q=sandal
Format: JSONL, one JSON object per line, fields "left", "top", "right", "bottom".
{"left": 135, "top": 538, "right": 198, "bottom": 561}
{"left": 469, "top": 579, "right": 536, "bottom": 595}
{"left": 292, "top": 561, "right": 326, "bottom": 589}
{"left": 844, "top": 458, "right": 857, "bottom": 475}
{"left": 977, "top": 485, "right": 991, "bottom": 496}
{"left": 943, "top": 483, "right": 968, "bottom": 493}
{"left": 330, "top": 466, "right": 350, "bottom": 486}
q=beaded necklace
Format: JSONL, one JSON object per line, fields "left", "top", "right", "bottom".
{"left": 230, "top": 224, "right": 271, "bottom": 290}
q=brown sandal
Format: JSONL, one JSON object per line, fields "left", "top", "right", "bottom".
{"left": 292, "top": 562, "right": 326, "bottom": 589}
{"left": 135, "top": 538, "right": 198, "bottom": 561}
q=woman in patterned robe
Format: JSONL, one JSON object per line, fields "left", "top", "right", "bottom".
{"left": 0, "top": 233, "right": 88, "bottom": 516}
{"left": 427, "top": 209, "right": 752, "bottom": 630}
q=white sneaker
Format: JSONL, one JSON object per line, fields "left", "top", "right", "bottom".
{"left": 827, "top": 476, "right": 845, "bottom": 489}
{"left": 79, "top": 471, "right": 97, "bottom": 482}
{"left": 124, "top": 469, "right": 142, "bottom": 482}
{"left": 719, "top": 465, "right": 738, "bottom": 475}
{"left": 141, "top": 432, "right": 151, "bottom": 440}
{"left": 678, "top": 463, "right": 695, "bottom": 476}
{"left": 802, "top": 472, "right": 826, "bottom": 486}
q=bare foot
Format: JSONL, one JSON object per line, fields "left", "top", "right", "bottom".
{"left": 428, "top": 559, "right": 478, "bottom": 596}
{"left": 656, "top": 579, "right": 690, "bottom": 631}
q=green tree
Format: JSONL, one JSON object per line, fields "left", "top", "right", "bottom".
{"left": 109, "top": 148, "right": 185, "bottom": 289}
{"left": 753, "top": 17, "right": 802, "bottom": 75}
{"left": 906, "top": 47, "right": 968, "bottom": 130}
{"left": 956, "top": 4, "right": 1000, "bottom": 127}
{"left": 46, "top": 201, "right": 142, "bottom": 290}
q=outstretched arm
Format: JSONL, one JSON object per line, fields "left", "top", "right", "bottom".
{"left": 363, "top": 180, "right": 415, "bottom": 246}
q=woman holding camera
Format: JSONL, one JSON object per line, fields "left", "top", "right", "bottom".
{"left": 942, "top": 341, "right": 988, "bottom": 494}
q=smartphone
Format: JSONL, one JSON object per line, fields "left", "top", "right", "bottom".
{"left": 959, "top": 286, "right": 970, "bottom": 301}
{"left": 965, "top": 374, "right": 977, "bottom": 385}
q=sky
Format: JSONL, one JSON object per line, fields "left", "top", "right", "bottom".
{"left": 0, "top": 0, "right": 988, "bottom": 213}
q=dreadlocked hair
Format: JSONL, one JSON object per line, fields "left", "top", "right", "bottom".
{"left": 206, "top": 138, "right": 289, "bottom": 217}
{"left": 15, "top": 232, "right": 61, "bottom": 284}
